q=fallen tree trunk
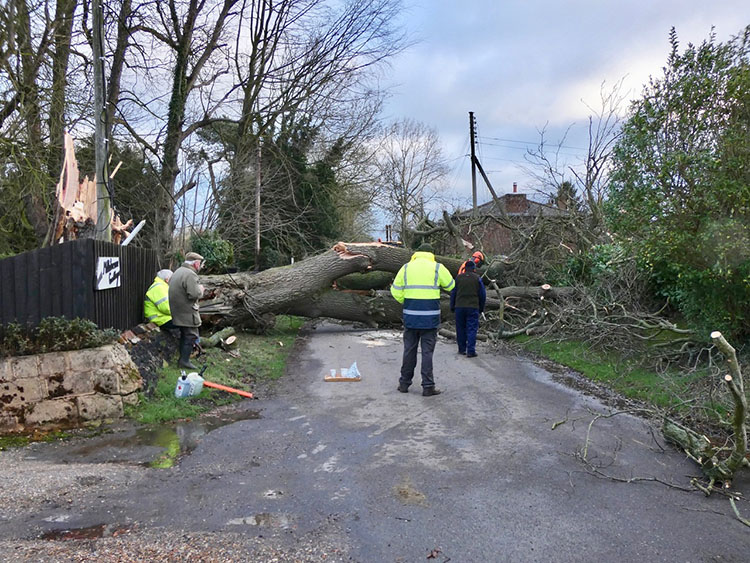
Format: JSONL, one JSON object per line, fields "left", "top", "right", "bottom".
{"left": 286, "top": 290, "right": 405, "bottom": 327}
{"left": 200, "top": 242, "right": 464, "bottom": 327}
{"left": 198, "top": 242, "right": 573, "bottom": 329}
{"left": 335, "top": 271, "right": 394, "bottom": 291}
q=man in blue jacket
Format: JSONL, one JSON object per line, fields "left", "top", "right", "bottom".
{"left": 390, "top": 243, "right": 455, "bottom": 396}
{"left": 450, "top": 259, "right": 486, "bottom": 357}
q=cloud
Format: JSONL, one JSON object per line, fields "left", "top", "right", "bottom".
{"left": 375, "top": 0, "right": 749, "bottom": 220}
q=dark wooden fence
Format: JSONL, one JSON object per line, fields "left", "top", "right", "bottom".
{"left": 0, "top": 239, "right": 161, "bottom": 330}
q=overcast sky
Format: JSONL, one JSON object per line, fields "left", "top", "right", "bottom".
{"left": 380, "top": 1, "right": 749, "bottom": 212}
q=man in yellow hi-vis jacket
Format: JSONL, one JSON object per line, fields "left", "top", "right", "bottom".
{"left": 143, "top": 269, "right": 174, "bottom": 330}
{"left": 390, "top": 243, "right": 455, "bottom": 396}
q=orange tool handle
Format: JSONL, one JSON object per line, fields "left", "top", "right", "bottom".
{"left": 203, "top": 380, "right": 253, "bottom": 399}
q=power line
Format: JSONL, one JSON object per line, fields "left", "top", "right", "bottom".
{"left": 478, "top": 135, "right": 587, "bottom": 152}
{"left": 477, "top": 140, "right": 582, "bottom": 158}
{"left": 480, "top": 156, "right": 529, "bottom": 164}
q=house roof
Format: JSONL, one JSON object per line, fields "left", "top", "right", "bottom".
{"left": 454, "top": 193, "right": 568, "bottom": 220}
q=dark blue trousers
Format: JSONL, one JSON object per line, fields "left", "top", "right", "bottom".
{"left": 455, "top": 308, "right": 480, "bottom": 355}
{"left": 399, "top": 328, "right": 437, "bottom": 389}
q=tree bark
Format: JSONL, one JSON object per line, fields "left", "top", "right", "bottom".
{"left": 662, "top": 332, "right": 748, "bottom": 493}
{"left": 198, "top": 242, "right": 572, "bottom": 328}
{"left": 204, "top": 327, "right": 236, "bottom": 347}
{"left": 47, "top": 0, "right": 78, "bottom": 178}
{"left": 335, "top": 271, "right": 394, "bottom": 290}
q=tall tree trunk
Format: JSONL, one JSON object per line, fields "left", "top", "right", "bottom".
{"left": 92, "top": 0, "right": 111, "bottom": 241}
{"left": 151, "top": 0, "right": 238, "bottom": 256}
{"left": 47, "top": 0, "right": 77, "bottom": 179}
{"left": 17, "top": 0, "right": 49, "bottom": 243}
{"left": 105, "top": 0, "right": 132, "bottom": 140}
{"left": 155, "top": 20, "right": 193, "bottom": 257}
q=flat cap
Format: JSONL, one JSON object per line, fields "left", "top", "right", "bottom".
{"left": 185, "top": 251, "right": 204, "bottom": 261}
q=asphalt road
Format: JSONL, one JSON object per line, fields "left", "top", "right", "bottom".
{"left": 1, "top": 321, "right": 749, "bottom": 562}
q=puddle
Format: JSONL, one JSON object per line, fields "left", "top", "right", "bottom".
{"left": 49, "top": 409, "right": 261, "bottom": 468}
{"left": 227, "top": 513, "right": 292, "bottom": 528}
{"left": 393, "top": 477, "right": 427, "bottom": 506}
{"left": 41, "top": 523, "right": 131, "bottom": 541}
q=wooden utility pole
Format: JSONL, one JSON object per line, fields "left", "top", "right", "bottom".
{"left": 93, "top": 0, "right": 111, "bottom": 241}
{"left": 469, "top": 111, "right": 478, "bottom": 216}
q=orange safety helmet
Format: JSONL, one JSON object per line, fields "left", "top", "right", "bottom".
{"left": 458, "top": 250, "right": 485, "bottom": 275}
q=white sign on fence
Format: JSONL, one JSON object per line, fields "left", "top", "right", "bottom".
{"left": 96, "top": 257, "right": 121, "bottom": 290}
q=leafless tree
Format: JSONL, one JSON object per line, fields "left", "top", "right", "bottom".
{"left": 373, "top": 118, "right": 449, "bottom": 244}
{"left": 223, "top": 0, "right": 406, "bottom": 266}
{"left": 0, "top": 0, "right": 86, "bottom": 245}
{"left": 111, "top": 0, "right": 240, "bottom": 256}
{"left": 0, "top": 0, "right": 405, "bottom": 259}
{"left": 524, "top": 79, "right": 626, "bottom": 237}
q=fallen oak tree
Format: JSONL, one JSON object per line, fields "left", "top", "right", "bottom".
{"left": 198, "top": 241, "right": 574, "bottom": 329}
{"left": 200, "top": 242, "right": 460, "bottom": 327}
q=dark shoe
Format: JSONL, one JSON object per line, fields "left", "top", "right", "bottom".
{"left": 179, "top": 359, "right": 198, "bottom": 369}
{"left": 458, "top": 349, "right": 466, "bottom": 355}
{"left": 466, "top": 352, "right": 478, "bottom": 358}
{"left": 397, "top": 384, "right": 409, "bottom": 393}
{"left": 422, "top": 387, "right": 442, "bottom": 397}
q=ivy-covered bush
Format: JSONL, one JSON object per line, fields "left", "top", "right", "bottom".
{"left": 189, "top": 231, "right": 235, "bottom": 274}
{"left": 550, "top": 244, "right": 628, "bottom": 287}
{"left": 0, "top": 317, "right": 119, "bottom": 358}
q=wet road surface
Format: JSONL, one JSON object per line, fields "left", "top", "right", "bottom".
{"left": 1, "top": 322, "right": 749, "bottom": 561}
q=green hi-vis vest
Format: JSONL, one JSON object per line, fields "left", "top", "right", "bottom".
{"left": 390, "top": 251, "right": 455, "bottom": 329}
{"left": 144, "top": 277, "right": 172, "bottom": 326}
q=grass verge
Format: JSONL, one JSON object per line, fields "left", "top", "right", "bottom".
{"left": 0, "top": 430, "right": 72, "bottom": 451}
{"left": 125, "top": 315, "right": 305, "bottom": 425}
{"left": 515, "top": 336, "right": 710, "bottom": 412}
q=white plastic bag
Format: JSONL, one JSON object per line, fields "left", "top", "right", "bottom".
{"left": 346, "top": 361, "right": 360, "bottom": 379}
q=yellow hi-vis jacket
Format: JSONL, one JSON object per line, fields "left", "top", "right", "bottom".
{"left": 390, "top": 251, "right": 455, "bottom": 329}
{"left": 143, "top": 276, "right": 172, "bottom": 326}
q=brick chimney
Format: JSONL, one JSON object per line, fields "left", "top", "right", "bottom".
{"left": 503, "top": 182, "right": 529, "bottom": 213}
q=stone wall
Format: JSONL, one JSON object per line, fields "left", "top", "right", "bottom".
{"left": 0, "top": 344, "right": 142, "bottom": 433}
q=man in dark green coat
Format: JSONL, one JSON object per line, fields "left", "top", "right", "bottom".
{"left": 168, "top": 252, "right": 205, "bottom": 369}
{"left": 449, "top": 260, "right": 486, "bottom": 358}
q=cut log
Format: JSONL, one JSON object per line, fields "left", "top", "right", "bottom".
{"left": 204, "top": 327, "right": 236, "bottom": 348}
{"left": 438, "top": 328, "right": 489, "bottom": 342}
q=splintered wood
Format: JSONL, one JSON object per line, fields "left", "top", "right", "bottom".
{"left": 48, "top": 132, "right": 134, "bottom": 244}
